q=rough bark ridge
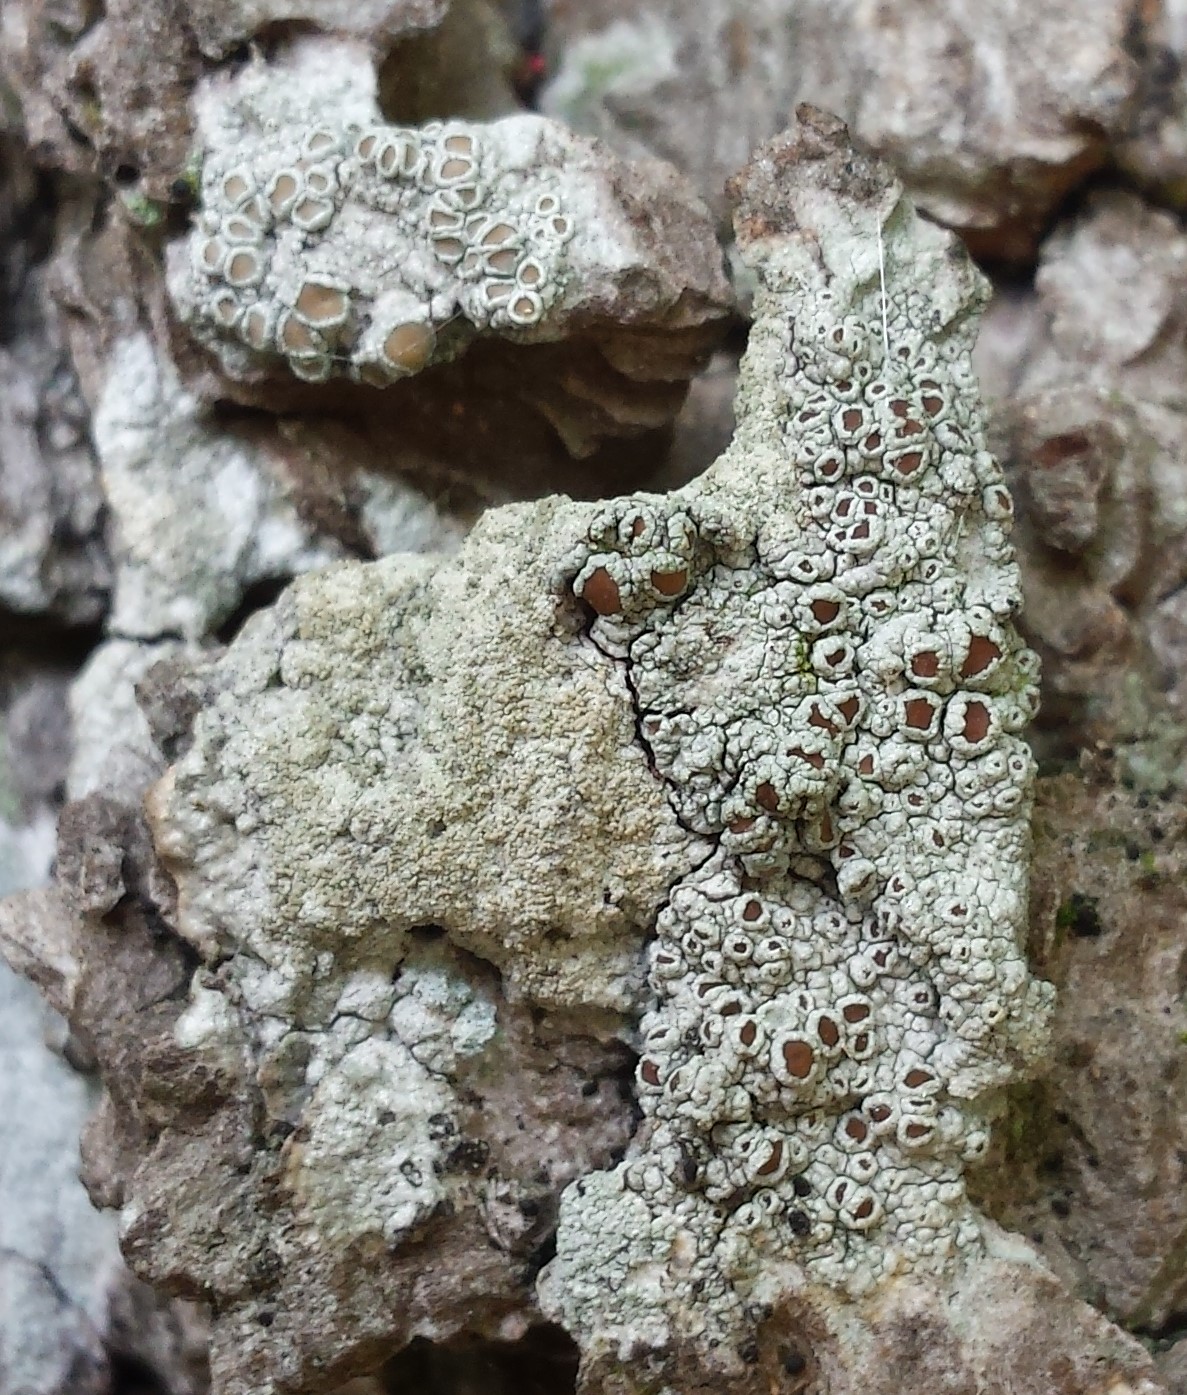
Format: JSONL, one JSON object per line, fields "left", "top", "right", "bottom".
{"left": 0, "top": 108, "right": 1166, "bottom": 1395}
{"left": 542, "top": 0, "right": 1153, "bottom": 260}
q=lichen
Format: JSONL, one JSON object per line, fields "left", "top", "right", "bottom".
{"left": 171, "top": 52, "right": 579, "bottom": 385}
{"left": 539, "top": 110, "right": 1054, "bottom": 1360}
{"left": 117, "top": 109, "right": 1054, "bottom": 1391}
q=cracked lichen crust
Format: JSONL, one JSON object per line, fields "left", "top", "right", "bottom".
{"left": 540, "top": 108, "right": 1053, "bottom": 1360}
{"left": 138, "top": 109, "right": 1053, "bottom": 1391}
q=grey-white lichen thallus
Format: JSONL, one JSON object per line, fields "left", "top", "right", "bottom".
{"left": 144, "top": 110, "right": 1054, "bottom": 1393}
{"left": 540, "top": 111, "right": 1054, "bottom": 1355}
{"left": 172, "top": 93, "right": 574, "bottom": 385}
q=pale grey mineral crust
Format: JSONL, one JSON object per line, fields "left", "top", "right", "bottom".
{"left": 92, "top": 332, "right": 463, "bottom": 642}
{"left": 0, "top": 655, "right": 212, "bottom": 1395}
{"left": 0, "top": 126, "right": 110, "bottom": 627}
{"left": 0, "top": 961, "right": 121, "bottom": 1395}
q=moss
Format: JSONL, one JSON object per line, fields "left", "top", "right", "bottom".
{"left": 967, "top": 1080, "right": 1069, "bottom": 1219}
{"left": 177, "top": 150, "right": 203, "bottom": 202}
{"left": 969, "top": 1082, "right": 1060, "bottom": 1203}
{"left": 119, "top": 190, "right": 165, "bottom": 228}
{"left": 1000, "top": 1082, "right": 1051, "bottom": 1164}
{"left": 544, "top": 18, "right": 675, "bottom": 131}
{"left": 1054, "top": 892, "right": 1102, "bottom": 940}
{"left": 78, "top": 98, "right": 103, "bottom": 137}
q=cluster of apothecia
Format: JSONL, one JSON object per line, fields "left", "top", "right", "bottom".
{"left": 178, "top": 119, "right": 573, "bottom": 384}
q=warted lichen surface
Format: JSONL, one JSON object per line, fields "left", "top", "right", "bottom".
{"left": 540, "top": 111, "right": 1053, "bottom": 1359}
{"left": 135, "top": 111, "right": 1056, "bottom": 1393}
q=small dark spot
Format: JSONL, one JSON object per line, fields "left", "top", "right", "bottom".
{"left": 738, "top": 1339, "right": 760, "bottom": 1365}
{"left": 1051, "top": 1197, "right": 1071, "bottom": 1218}
{"left": 783, "top": 1350, "right": 807, "bottom": 1375}
{"left": 792, "top": 1175, "right": 811, "bottom": 1197}
{"left": 581, "top": 1080, "right": 598, "bottom": 1097}
{"left": 788, "top": 1209, "right": 811, "bottom": 1236}
{"left": 581, "top": 566, "right": 621, "bottom": 616}
{"left": 904, "top": 696, "right": 935, "bottom": 730}
{"left": 378, "top": 1109, "right": 396, "bottom": 1126}
{"left": 1055, "top": 892, "right": 1102, "bottom": 939}
{"left": 409, "top": 922, "right": 446, "bottom": 941}
{"left": 114, "top": 162, "right": 140, "bottom": 187}
{"left": 519, "top": 1230, "right": 558, "bottom": 1284}
{"left": 445, "top": 1138, "right": 490, "bottom": 1174}
{"left": 816, "top": 1015, "right": 839, "bottom": 1048}
{"left": 257, "top": 1310, "right": 275, "bottom": 1328}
